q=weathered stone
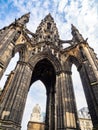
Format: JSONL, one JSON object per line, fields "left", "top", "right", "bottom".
{"left": 0, "top": 13, "right": 98, "bottom": 130}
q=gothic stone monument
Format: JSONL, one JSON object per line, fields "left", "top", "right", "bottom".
{"left": 0, "top": 13, "right": 98, "bottom": 130}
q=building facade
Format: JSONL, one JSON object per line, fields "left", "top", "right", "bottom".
{"left": 78, "top": 107, "right": 93, "bottom": 130}
{"left": 0, "top": 13, "right": 98, "bottom": 130}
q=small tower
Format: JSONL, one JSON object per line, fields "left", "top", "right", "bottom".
{"left": 14, "top": 12, "right": 30, "bottom": 27}
{"left": 71, "top": 24, "right": 84, "bottom": 43}
{"left": 35, "top": 14, "right": 62, "bottom": 48}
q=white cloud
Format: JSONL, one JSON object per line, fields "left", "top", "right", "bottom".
{"left": 58, "top": 0, "right": 68, "bottom": 12}
{"left": 61, "top": 0, "right": 98, "bottom": 54}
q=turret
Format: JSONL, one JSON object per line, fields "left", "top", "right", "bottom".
{"left": 0, "top": 13, "right": 30, "bottom": 79}
{"left": 71, "top": 24, "right": 84, "bottom": 43}
{"left": 14, "top": 12, "right": 30, "bottom": 27}
{"left": 35, "top": 13, "right": 62, "bottom": 48}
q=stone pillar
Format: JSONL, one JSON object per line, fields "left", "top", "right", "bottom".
{"left": 83, "top": 46, "right": 98, "bottom": 78}
{"left": 0, "top": 71, "right": 15, "bottom": 105}
{"left": 56, "top": 73, "right": 65, "bottom": 129}
{"left": 54, "top": 75, "right": 58, "bottom": 130}
{"left": 79, "top": 62, "right": 98, "bottom": 130}
{"left": 45, "top": 92, "right": 50, "bottom": 130}
{"left": 64, "top": 71, "right": 80, "bottom": 130}
{"left": 45, "top": 86, "right": 55, "bottom": 130}
{"left": 78, "top": 44, "right": 98, "bottom": 129}
{"left": 56, "top": 71, "right": 79, "bottom": 130}
{"left": 0, "top": 61, "right": 32, "bottom": 130}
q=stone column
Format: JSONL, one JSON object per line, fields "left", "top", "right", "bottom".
{"left": 0, "top": 71, "right": 15, "bottom": 106}
{"left": 83, "top": 46, "right": 98, "bottom": 79}
{"left": 79, "top": 45, "right": 98, "bottom": 129}
{"left": 64, "top": 71, "right": 80, "bottom": 130}
{"left": 45, "top": 92, "right": 51, "bottom": 130}
{"left": 56, "top": 71, "right": 79, "bottom": 130}
{"left": 54, "top": 75, "right": 58, "bottom": 130}
{"left": 79, "top": 62, "right": 98, "bottom": 130}
{"left": 0, "top": 61, "right": 32, "bottom": 130}
{"left": 45, "top": 86, "right": 55, "bottom": 130}
{"left": 56, "top": 73, "right": 64, "bottom": 129}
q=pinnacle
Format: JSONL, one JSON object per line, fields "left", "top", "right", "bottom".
{"left": 47, "top": 13, "right": 52, "bottom": 17}
{"left": 24, "top": 12, "right": 30, "bottom": 17}
{"left": 71, "top": 24, "right": 78, "bottom": 31}
{"left": 44, "top": 13, "right": 54, "bottom": 21}
{"left": 15, "top": 12, "right": 30, "bottom": 25}
{"left": 21, "top": 12, "right": 30, "bottom": 19}
{"left": 71, "top": 24, "right": 76, "bottom": 29}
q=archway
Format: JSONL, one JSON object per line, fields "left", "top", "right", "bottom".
{"left": 22, "top": 80, "right": 46, "bottom": 130}
{"left": 30, "top": 59, "right": 56, "bottom": 91}
{"left": 30, "top": 58, "right": 56, "bottom": 130}
{"left": 65, "top": 55, "right": 89, "bottom": 128}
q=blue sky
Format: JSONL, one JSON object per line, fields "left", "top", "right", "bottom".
{"left": 0, "top": 0, "right": 98, "bottom": 130}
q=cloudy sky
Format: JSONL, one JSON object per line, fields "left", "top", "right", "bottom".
{"left": 0, "top": 0, "right": 98, "bottom": 130}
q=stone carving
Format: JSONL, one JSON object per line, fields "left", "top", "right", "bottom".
{"left": 0, "top": 13, "right": 98, "bottom": 130}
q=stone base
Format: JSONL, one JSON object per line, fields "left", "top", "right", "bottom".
{"left": 27, "top": 121, "right": 45, "bottom": 130}
{"left": 0, "top": 119, "right": 21, "bottom": 130}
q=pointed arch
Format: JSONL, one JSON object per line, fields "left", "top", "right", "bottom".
{"left": 22, "top": 80, "right": 46, "bottom": 130}
{"left": 12, "top": 44, "right": 27, "bottom": 61}
{"left": 66, "top": 55, "right": 82, "bottom": 70}
{"left": 29, "top": 52, "right": 62, "bottom": 74}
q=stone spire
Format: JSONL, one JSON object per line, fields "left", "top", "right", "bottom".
{"left": 14, "top": 12, "right": 30, "bottom": 27}
{"left": 71, "top": 24, "right": 84, "bottom": 43}
{"left": 30, "top": 104, "right": 41, "bottom": 122}
{"left": 35, "top": 13, "right": 60, "bottom": 46}
{"left": 0, "top": 12, "right": 30, "bottom": 36}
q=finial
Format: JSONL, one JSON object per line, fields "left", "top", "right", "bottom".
{"left": 15, "top": 12, "right": 30, "bottom": 26}
{"left": 71, "top": 24, "right": 78, "bottom": 31}
{"left": 44, "top": 13, "right": 54, "bottom": 21}
{"left": 71, "top": 24, "right": 84, "bottom": 43}
{"left": 47, "top": 13, "right": 52, "bottom": 17}
{"left": 23, "top": 12, "right": 30, "bottom": 18}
